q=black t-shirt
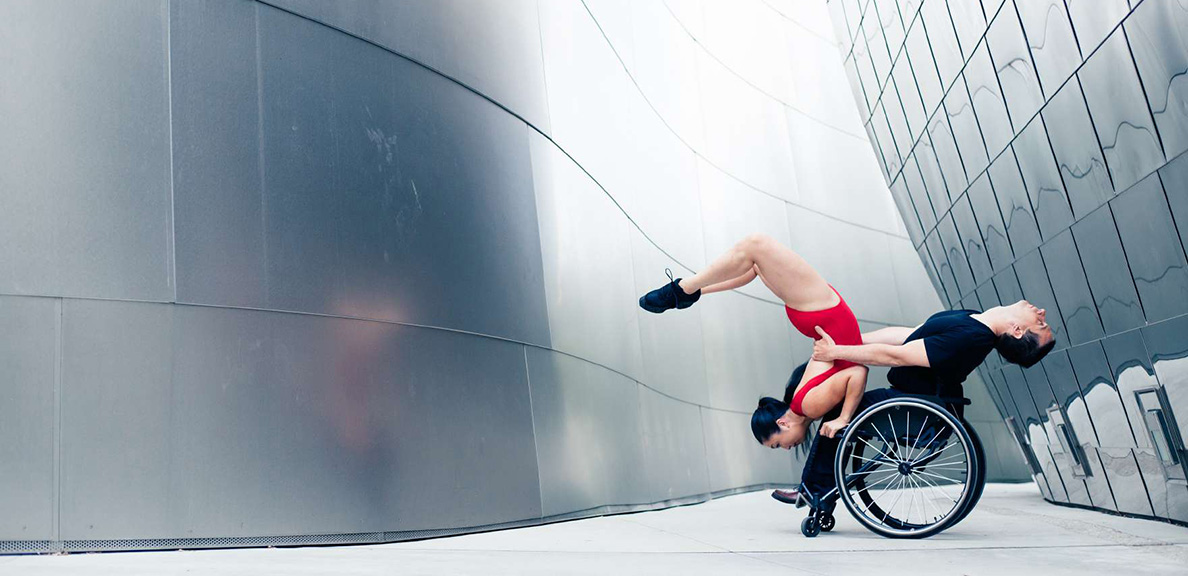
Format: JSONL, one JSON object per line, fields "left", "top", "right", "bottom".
{"left": 887, "top": 310, "right": 996, "bottom": 398}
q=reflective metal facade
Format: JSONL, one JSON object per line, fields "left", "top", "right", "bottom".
{"left": 2, "top": 0, "right": 1009, "bottom": 552}
{"left": 828, "top": 0, "right": 1188, "bottom": 523}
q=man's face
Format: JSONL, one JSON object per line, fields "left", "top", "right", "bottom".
{"left": 763, "top": 420, "right": 807, "bottom": 450}
{"left": 1011, "top": 300, "right": 1054, "bottom": 344}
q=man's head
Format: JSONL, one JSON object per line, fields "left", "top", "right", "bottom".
{"left": 995, "top": 300, "right": 1056, "bottom": 368}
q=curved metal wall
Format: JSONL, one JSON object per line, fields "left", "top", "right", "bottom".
{"left": 1, "top": 0, "right": 1001, "bottom": 553}
{"left": 827, "top": 0, "right": 1188, "bottom": 523}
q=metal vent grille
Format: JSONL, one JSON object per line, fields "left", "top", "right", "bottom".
{"left": 61, "top": 531, "right": 387, "bottom": 552}
{"left": 0, "top": 541, "right": 52, "bottom": 554}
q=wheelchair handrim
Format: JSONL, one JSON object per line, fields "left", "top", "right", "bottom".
{"left": 834, "top": 397, "right": 976, "bottom": 539}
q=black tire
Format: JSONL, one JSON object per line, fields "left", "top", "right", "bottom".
{"left": 819, "top": 512, "right": 835, "bottom": 532}
{"left": 950, "top": 422, "right": 987, "bottom": 526}
{"left": 801, "top": 516, "right": 821, "bottom": 538}
{"left": 835, "top": 397, "right": 977, "bottom": 539}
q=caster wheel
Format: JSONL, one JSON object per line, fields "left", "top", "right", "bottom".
{"left": 801, "top": 516, "right": 821, "bottom": 538}
{"left": 819, "top": 513, "right": 835, "bottom": 532}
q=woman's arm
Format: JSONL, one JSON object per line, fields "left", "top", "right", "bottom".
{"left": 820, "top": 367, "right": 868, "bottom": 438}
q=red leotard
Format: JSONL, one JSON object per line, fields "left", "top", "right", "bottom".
{"left": 785, "top": 286, "right": 863, "bottom": 417}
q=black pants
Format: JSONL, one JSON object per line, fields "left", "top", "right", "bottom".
{"left": 799, "top": 387, "right": 968, "bottom": 506}
{"left": 799, "top": 388, "right": 903, "bottom": 502}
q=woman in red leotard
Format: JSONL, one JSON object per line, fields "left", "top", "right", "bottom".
{"left": 639, "top": 234, "right": 868, "bottom": 450}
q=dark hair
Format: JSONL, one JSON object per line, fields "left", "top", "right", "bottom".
{"left": 751, "top": 397, "right": 789, "bottom": 443}
{"left": 996, "top": 330, "right": 1055, "bottom": 368}
{"left": 752, "top": 362, "right": 810, "bottom": 443}
{"left": 783, "top": 362, "right": 809, "bottom": 404}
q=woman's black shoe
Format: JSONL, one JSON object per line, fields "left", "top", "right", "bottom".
{"left": 639, "top": 268, "right": 701, "bottom": 313}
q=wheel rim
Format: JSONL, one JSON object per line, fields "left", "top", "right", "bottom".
{"left": 837, "top": 399, "right": 974, "bottom": 537}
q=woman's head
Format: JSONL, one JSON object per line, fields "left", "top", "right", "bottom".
{"left": 751, "top": 397, "right": 808, "bottom": 449}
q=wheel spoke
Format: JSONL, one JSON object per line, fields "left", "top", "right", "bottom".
{"left": 907, "top": 412, "right": 930, "bottom": 463}
{"left": 856, "top": 434, "right": 896, "bottom": 463}
{"left": 915, "top": 470, "right": 961, "bottom": 515}
{"left": 865, "top": 420, "right": 900, "bottom": 462}
{"left": 911, "top": 441, "right": 961, "bottom": 465}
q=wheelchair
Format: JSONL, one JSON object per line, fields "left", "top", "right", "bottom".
{"left": 798, "top": 395, "right": 987, "bottom": 539}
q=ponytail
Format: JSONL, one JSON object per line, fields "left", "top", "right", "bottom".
{"left": 752, "top": 396, "right": 789, "bottom": 443}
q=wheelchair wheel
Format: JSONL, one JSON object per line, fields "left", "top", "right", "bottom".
{"left": 819, "top": 512, "right": 835, "bottom": 532}
{"left": 801, "top": 516, "right": 821, "bottom": 538}
{"left": 949, "top": 422, "right": 987, "bottom": 526}
{"left": 835, "top": 397, "right": 977, "bottom": 539}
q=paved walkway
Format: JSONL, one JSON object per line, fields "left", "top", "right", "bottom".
{"left": 3, "top": 484, "right": 1185, "bottom": 575}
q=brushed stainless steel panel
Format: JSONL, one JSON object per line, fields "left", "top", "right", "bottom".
{"left": 1043, "top": 78, "right": 1114, "bottom": 219}
{"left": 0, "top": 296, "right": 57, "bottom": 540}
{"left": 966, "top": 170, "right": 1013, "bottom": 273}
{"left": 937, "top": 213, "right": 977, "bottom": 297}
{"left": 927, "top": 111, "right": 968, "bottom": 196}
{"left": 1013, "top": 116, "right": 1075, "bottom": 239}
{"left": 629, "top": 227, "right": 709, "bottom": 407}
{"left": 1142, "top": 315, "right": 1188, "bottom": 449}
{"left": 947, "top": 0, "right": 986, "bottom": 59}
{"left": 1162, "top": 153, "right": 1188, "bottom": 256}
{"left": 1071, "top": 204, "right": 1144, "bottom": 333}
{"left": 256, "top": 6, "right": 549, "bottom": 344}
{"left": 701, "top": 406, "right": 794, "bottom": 493}
{"left": 1065, "top": 0, "right": 1129, "bottom": 56}
{"left": 60, "top": 299, "right": 175, "bottom": 539}
{"left": 985, "top": 0, "right": 1043, "bottom": 128}
{"left": 946, "top": 78, "right": 989, "bottom": 181}
{"left": 1039, "top": 230, "right": 1103, "bottom": 346}
{"left": 1079, "top": 29, "right": 1165, "bottom": 193}
{"left": 700, "top": 289, "right": 800, "bottom": 414}
{"left": 988, "top": 144, "right": 1042, "bottom": 258}
{"left": 1102, "top": 330, "right": 1162, "bottom": 451}
{"left": 1127, "top": 0, "right": 1188, "bottom": 160}
{"left": 1098, "top": 447, "right": 1155, "bottom": 516}
{"left": 265, "top": 0, "right": 550, "bottom": 132}
{"left": 1067, "top": 341, "right": 1141, "bottom": 449}
{"left": 905, "top": 16, "right": 943, "bottom": 115}
{"left": 873, "top": 102, "right": 903, "bottom": 178}
{"left": 0, "top": 0, "right": 172, "bottom": 301}
{"left": 171, "top": 0, "right": 267, "bottom": 308}
{"left": 902, "top": 154, "right": 937, "bottom": 234}
{"left": 1081, "top": 448, "right": 1119, "bottom": 512}
{"left": 638, "top": 387, "right": 710, "bottom": 501}
{"left": 170, "top": 306, "right": 542, "bottom": 535}
{"left": 920, "top": 0, "right": 962, "bottom": 90}
{"left": 1111, "top": 174, "right": 1188, "bottom": 323}
{"left": 950, "top": 192, "right": 993, "bottom": 285}
{"left": 966, "top": 41, "right": 1015, "bottom": 156}
{"left": 530, "top": 131, "right": 643, "bottom": 380}
{"left": 1015, "top": 0, "right": 1080, "bottom": 98}
{"left": 526, "top": 347, "right": 648, "bottom": 516}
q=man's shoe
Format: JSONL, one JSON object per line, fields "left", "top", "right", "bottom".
{"left": 639, "top": 268, "right": 701, "bottom": 313}
{"left": 772, "top": 488, "right": 806, "bottom": 507}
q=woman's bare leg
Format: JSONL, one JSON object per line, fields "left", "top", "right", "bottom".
{"left": 678, "top": 234, "right": 836, "bottom": 310}
{"left": 701, "top": 265, "right": 758, "bottom": 295}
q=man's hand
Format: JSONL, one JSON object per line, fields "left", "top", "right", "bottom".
{"left": 820, "top": 418, "right": 848, "bottom": 438}
{"left": 813, "top": 326, "right": 837, "bottom": 362}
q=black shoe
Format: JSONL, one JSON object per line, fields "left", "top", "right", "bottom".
{"left": 639, "top": 268, "right": 701, "bottom": 313}
{"left": 772, "top": 489, "right": 806, "bottom": 507}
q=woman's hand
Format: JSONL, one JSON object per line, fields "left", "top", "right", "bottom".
{"left": 813, "top": 326, "right": 837, "bottom": 361}
{"left": 820, "top": 417, "right": 849, "bottom": 438}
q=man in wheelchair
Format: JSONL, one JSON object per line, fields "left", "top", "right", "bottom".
{"left": 768, "top": 301, "right": 1054, "bottom": 521}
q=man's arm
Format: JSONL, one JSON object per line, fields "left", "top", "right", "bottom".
{"left": 814, "top": 326, "right": 931, "bottom": 367}
{"left": 860, "top": 325, "right": 920, "bottom": 345}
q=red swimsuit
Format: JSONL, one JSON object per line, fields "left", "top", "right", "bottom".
{"left": 785, "top": 286, "right": 863, "bottom": 417}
